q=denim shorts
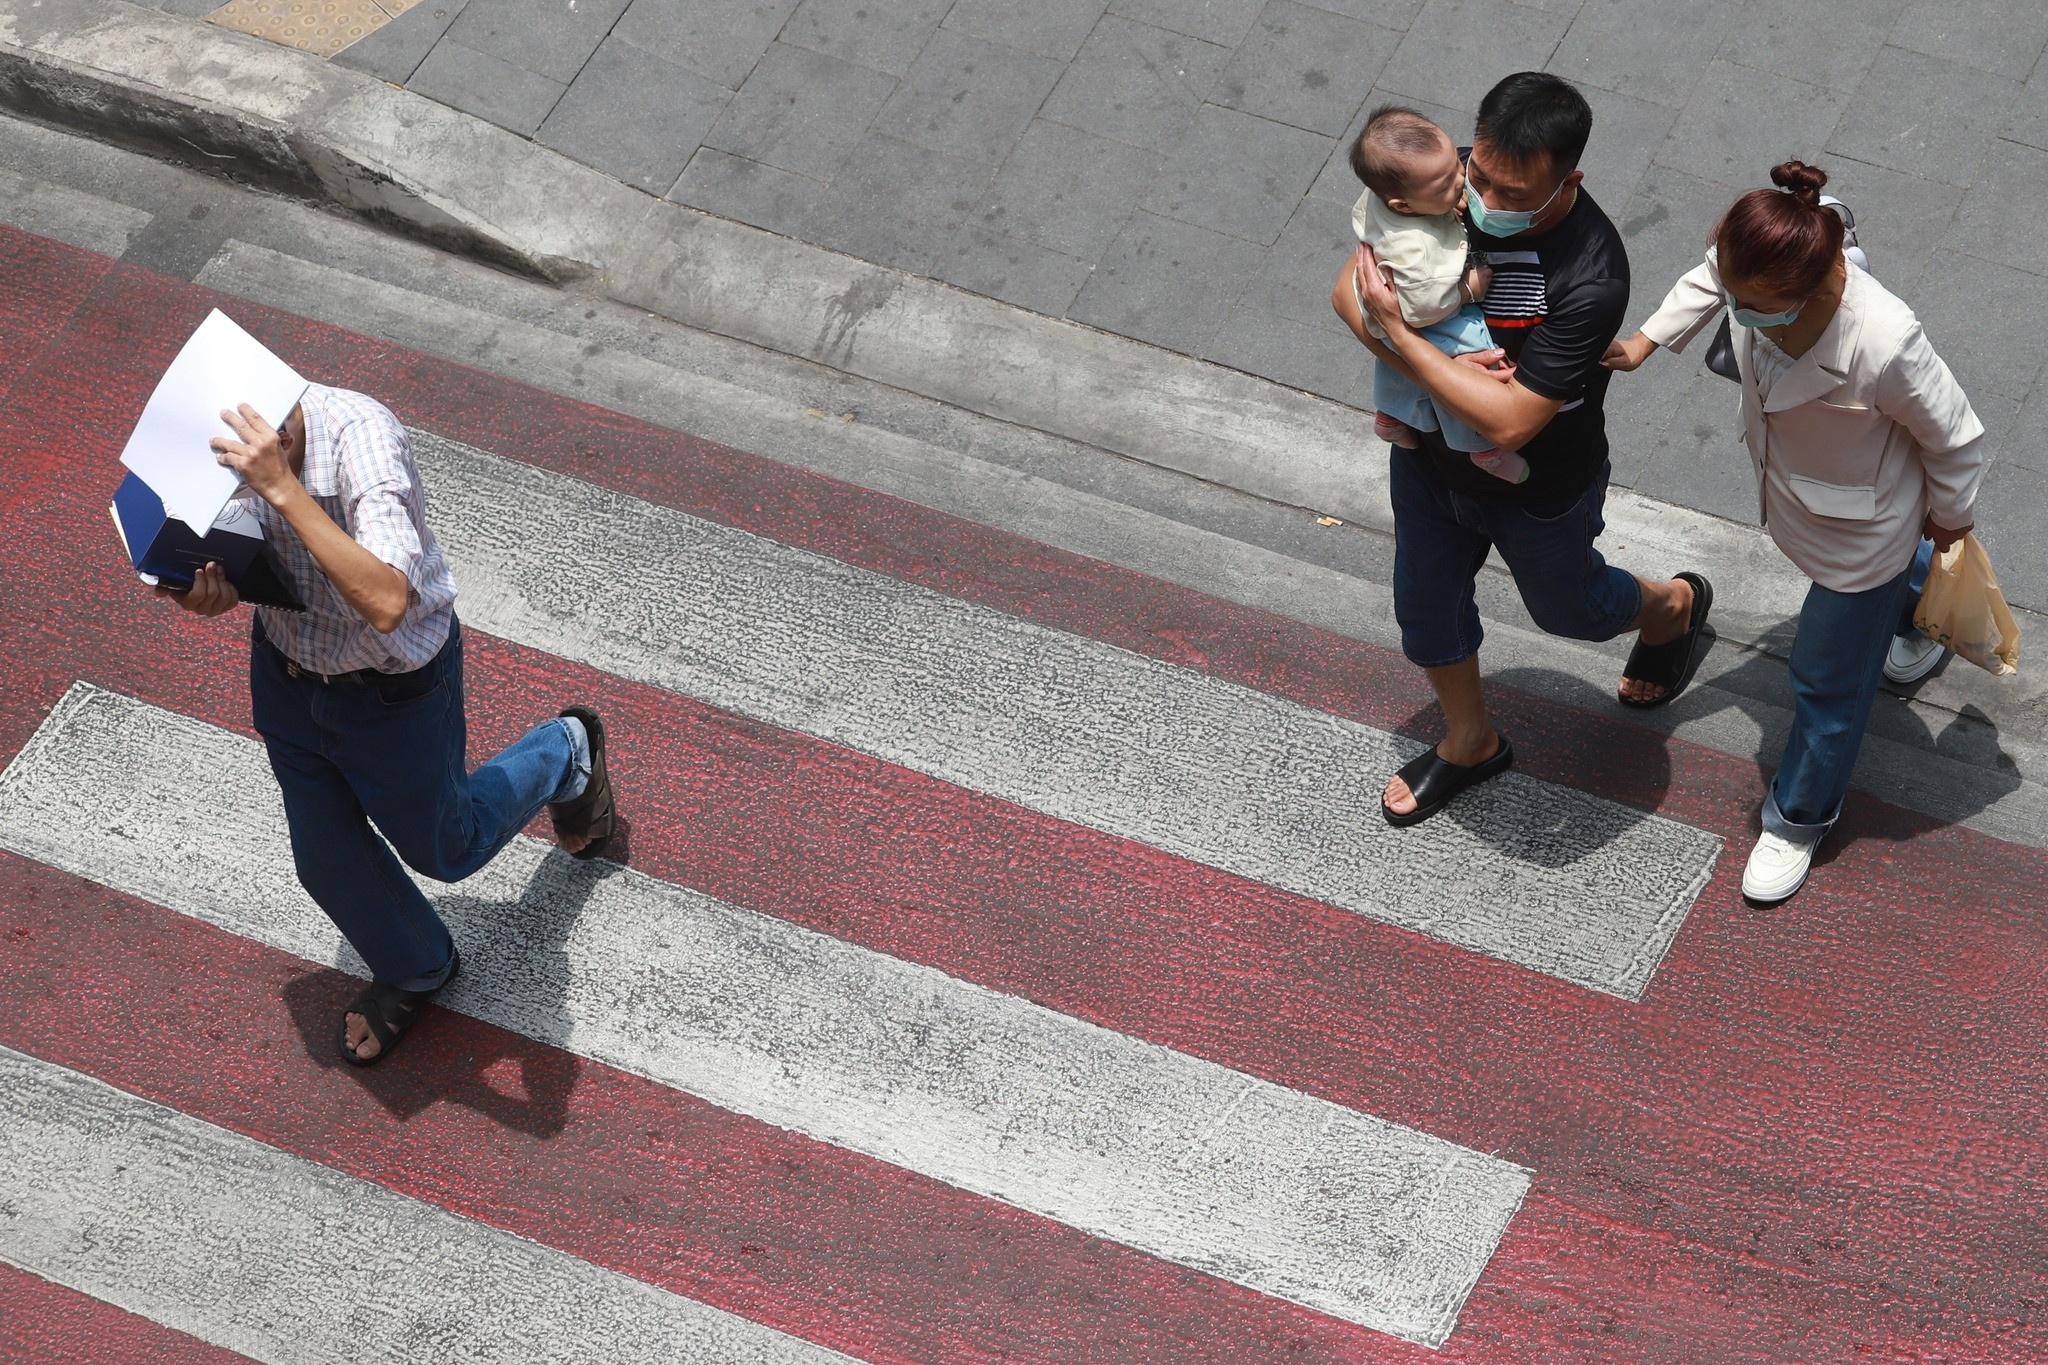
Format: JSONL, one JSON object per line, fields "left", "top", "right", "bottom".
{"left": 1389, "top": 445, "right": 1642, "bottom": 667}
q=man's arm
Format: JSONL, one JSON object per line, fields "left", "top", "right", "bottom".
{"left": 1332, "top": 246, "right": 1419, "bottom": 382}
{"left": 1352, "top": 249, "right": 1560, "bottom": 450}
{"left": 212, "top": 403, "right": 411, "bottom": 633}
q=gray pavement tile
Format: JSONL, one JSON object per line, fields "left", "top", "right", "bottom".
{"left": 1610, "top": 164, "right": 1741, "bottom": 432}
{"left": 668, "top": 146, "right": 826, "bottom": 241}
{"left": 611, "top": 0, "right": 801, "bottom": 90}
{"left": 1629, "top": 367, "right": 1760, "bottom": 527}
{"left": 1905, "top": 251, "right": 2048, "bottom": 403}
{"left": 1379, "top": 0, "right": 1574, "bottom": 117}
{"left": 159, "top": 0, "right": 221, "bottom": 15}
{"left": 1972, "top": 459, "right": 2048, "bottom": 613}
{"left": 1204, "top": 303, "right": 1370, "bottom": 402}
{"left": 1212, "top": 0, "right": 1397, "bottom": 137}
{"left": 441, "top": 0, "right": 633, "bottom": 85}
{"left": 1651, "top": 59, "right": 1845, "bottom": 192}
{"left": 1300, "top": 0, "right": 1427, "bottom": 26}
{"left": 2004, "top": 72, "right": 2048, "bottom": 154}
{"left": 1889, "top": 0, "right": 2048, "bottom": 82}
{"left": 933, "top": 223, "right": 1096, "bottom": 315}
{"left": 1107, "top": 0, "right": 1266, "bottom": 47}
{"left": 1548, "top": 0, "right": 1740, "bottom": 109}
{"left": 1948, "top": 137, "right": 2048, "bottom": 279}
{"left": 944, "top": 0, "right": 1110, "bottom": 62}
{"left": 1070, "top": 209, "right": 1268, "bottom": 350}
{"left": 1716, "top": 0, "right": 1908, "bottom": 93}
{"left": 1574, "top": 82, "right": 1677, "bottom": 214}
{"left": 1233, "top": 192, "right": 1354, "bottom": 327}
{"left": 1816, "top": 154, "right": 1963, "bottom": 300}
{"left": 782, "top": 0, "right": 954, "bottom": 76}
{"left": 333, "top": 0, "right": 470, "bottom": 83}
{"left": 1042, "top": 15, "right": 1232, "bottom": 154}
{"left": 1140, "top": 103, "right": 1331, "bottom": 245}
{"left": 1825, "top": 46, "right": 2016, "bottom": 189}
{"left": 806, "top": 132, "right": 996, "bottom": 273}
{"left": 974, "top": 118, "right": 1163, "bottom": 260}
{"left": 703, "top": 41, "right": 900, "bottom": 181}
{"left": 1306, "top": 89, "right": 1474, "bottom": 203}
{"left": 406, "top": 38, "right": 566, "bottom": 138}
{"left": 871, "top": 28, "right": 1066, "bottom": 165}
{"left": 1994, "top": 384, "right": 2048, "bottom": 475}
{"left": 537, "top": 37, "right": 731, "bottom": 194}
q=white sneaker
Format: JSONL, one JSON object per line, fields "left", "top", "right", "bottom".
{"left": 1743, "top": 831, "right": 1819, "bottom": 903}
{"left": 1884, "top": 632, "right": 1947, "bottom": 684}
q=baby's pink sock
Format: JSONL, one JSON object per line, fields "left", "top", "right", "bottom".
{"left": 1469, "top": 447, "right": 1530, "bottom": 484}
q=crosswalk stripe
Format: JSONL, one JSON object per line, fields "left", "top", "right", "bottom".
{"left": 0, "top": 684, "right": 1533, "bottom": 1348}
{"left": 412, "top": 432, "right": 1721, "bottom": 1000}
{"left": 0, "top": 1046, "right": 859, "bottom": 1365}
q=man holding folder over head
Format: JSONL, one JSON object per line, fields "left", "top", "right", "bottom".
{"left": 163, "top": 384, "right": 618, "bottom": 1066}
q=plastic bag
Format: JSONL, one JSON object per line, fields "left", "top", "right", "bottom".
{"left": 1914, "top": 533, "right": 2021, "bottom": 676}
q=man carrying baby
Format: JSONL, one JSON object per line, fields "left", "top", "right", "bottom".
{"left": 1332, "top": 71, "right": 1713, "bottom": 828}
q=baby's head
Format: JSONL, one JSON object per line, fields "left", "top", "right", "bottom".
{"left": 1350, "top": 106, "right": 1463, "bottom": 217}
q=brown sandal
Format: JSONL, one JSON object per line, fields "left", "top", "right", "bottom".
{"left": 551, "top": 706, "right": 615, "bottom": 861}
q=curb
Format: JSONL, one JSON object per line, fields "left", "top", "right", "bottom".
{"left": 5, "top": 0, "right": 2026, "bottom": 680}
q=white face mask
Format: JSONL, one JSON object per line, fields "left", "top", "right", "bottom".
{"left": 1725, "top": 294, "right": 1802, "bottom": 329}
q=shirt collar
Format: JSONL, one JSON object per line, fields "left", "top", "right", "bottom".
{"left": 295, "top": 385, "right": 342, "bottom": 498}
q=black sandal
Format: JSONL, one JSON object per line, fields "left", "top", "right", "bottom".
{"left": 551, "top": 705, "right": 615, "bottom": 861}
{"left": 338, "top": 949, "right": 459, "bottom": 1067}
{"left": 1619, "top": 572, "right": 1714, "bottom": 709}
{"left": 1382, "top": 734, "right": 1514, "bottom": 827}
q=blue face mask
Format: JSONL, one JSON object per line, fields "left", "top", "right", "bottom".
{"left": 1467, "top": 174, "right": 1567, "bottom": 236}
{"left": 1725, "top": 293, "right": 1802, "bottom": 329}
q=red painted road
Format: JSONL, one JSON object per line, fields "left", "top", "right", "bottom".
{"left": 1, "top": 222, "right": 2045, "bottom": 1362}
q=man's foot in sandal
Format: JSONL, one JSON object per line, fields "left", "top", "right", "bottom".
{"left": 551, "top": 705, "right": 615, "bottom": 861}
{"left": 341, "top": 950, "right": 459, "bottom": 1066}
{"left": 1619, "top": 572, "right": 1713, "bottom": 707}
{"left": 1382, "top": 732, "right": 1514, "bottom": 827}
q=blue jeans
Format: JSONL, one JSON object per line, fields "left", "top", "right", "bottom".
{"left": 1373, "top": 304, "right": 1497, "bottom": 453}
{"left": 1389, "top": 446, "right": 1643, "bottom": 667}
{"left": 249, "top": 620, "right": 583, "bottom": 989}
{"left": 1764, "top": 539, "right": 1934, "bottom": 841}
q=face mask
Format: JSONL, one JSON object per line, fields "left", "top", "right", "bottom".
{"left": 1467, "top": 174, "right": 1566, "bottom": 236}
{"left": 1725, "top": 294, "right": 1802, "bottom": 329}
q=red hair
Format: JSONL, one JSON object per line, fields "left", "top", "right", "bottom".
{"left": 1713, "top": 161, "right": 1844, "bottom": 299}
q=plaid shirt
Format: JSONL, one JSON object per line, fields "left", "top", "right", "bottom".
{"left": 252, "top": 385, "right": 457, "bottom": 675}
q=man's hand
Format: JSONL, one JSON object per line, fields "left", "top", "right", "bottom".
{"left": 1351, "top": 244, "right": 1410, "bottom": 338}
{"left": 1601, "top": 332, "right": 1658, "bottom": 372}
{"left": 155, "top": 562, "right": 239, "bottom": 616}
{"left": 1922, "top": 515, "right": 1971, "bottom": 554}
{"left": 211, "top": 404, "right": 299, "bottom": 507}
{"left": 1455, "top": 347, "right": 1516, "bottom": 384}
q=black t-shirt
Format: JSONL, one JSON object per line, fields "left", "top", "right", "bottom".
{"left": 1421, "top": 184, "right": 1630, "bottom": 505}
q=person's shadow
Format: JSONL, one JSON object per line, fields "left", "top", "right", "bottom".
{"left": 282, "top": 821, "right": 633, "bottom": 1138}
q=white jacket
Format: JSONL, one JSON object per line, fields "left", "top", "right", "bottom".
{"left": 1352, "top": 189, "right": 1469, "bottom": 340}
{"left": 1640, "top": 251, "right": 1985, "bottom": 592}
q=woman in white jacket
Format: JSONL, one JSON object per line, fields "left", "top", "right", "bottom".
{"left": 1604, "top": 161, "right": 1984, "bottom": 904}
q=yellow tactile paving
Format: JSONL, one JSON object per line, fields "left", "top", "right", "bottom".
{"left": 207, "top": 0, "right": 426, "bottom": 59}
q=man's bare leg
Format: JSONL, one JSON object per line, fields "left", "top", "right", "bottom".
{"left": 1383, "top": 656, "right": 1504, "bottom": 815}
{"left": 1617, "top": 574, "right": 1698, "bottom": 703}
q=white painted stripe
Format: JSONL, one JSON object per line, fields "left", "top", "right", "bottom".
{"left": 422, "top": 433, "right": 1717, "bottom": 999}
{"left": 0, "top": 1045, "right": 857, "bottom": 1365}
{"left": 0, "top": 685, "right": 1533, "bottom": 1348}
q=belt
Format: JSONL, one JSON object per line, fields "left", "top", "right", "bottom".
{"left": 264, "top": 635, "right": 430, "bottom": 690}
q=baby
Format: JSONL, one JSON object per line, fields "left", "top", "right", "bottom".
{"left": 1349, "top": 106, "right": 1527, "bottom": 484}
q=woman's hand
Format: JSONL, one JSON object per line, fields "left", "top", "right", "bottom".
{"left": 1922, "top": 515, "right": 1971, "bottom": 553}
{"left": 1601, "top": 332, "right": 1658, "bottom": 372}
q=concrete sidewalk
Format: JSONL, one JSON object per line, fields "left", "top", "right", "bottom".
{"left": 124, "top": 0, "right": 2048, "bottom": 613}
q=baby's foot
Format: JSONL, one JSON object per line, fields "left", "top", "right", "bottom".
{"left": 1374, "top": 412, "right": 1422, "bottom": 449}
{"left": 1469, "top": 447, "right": 1530, "bottom": 484}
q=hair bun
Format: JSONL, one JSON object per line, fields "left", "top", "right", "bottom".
{"left": 1770, "top": 160, "right": 1828, "bottom": 205}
